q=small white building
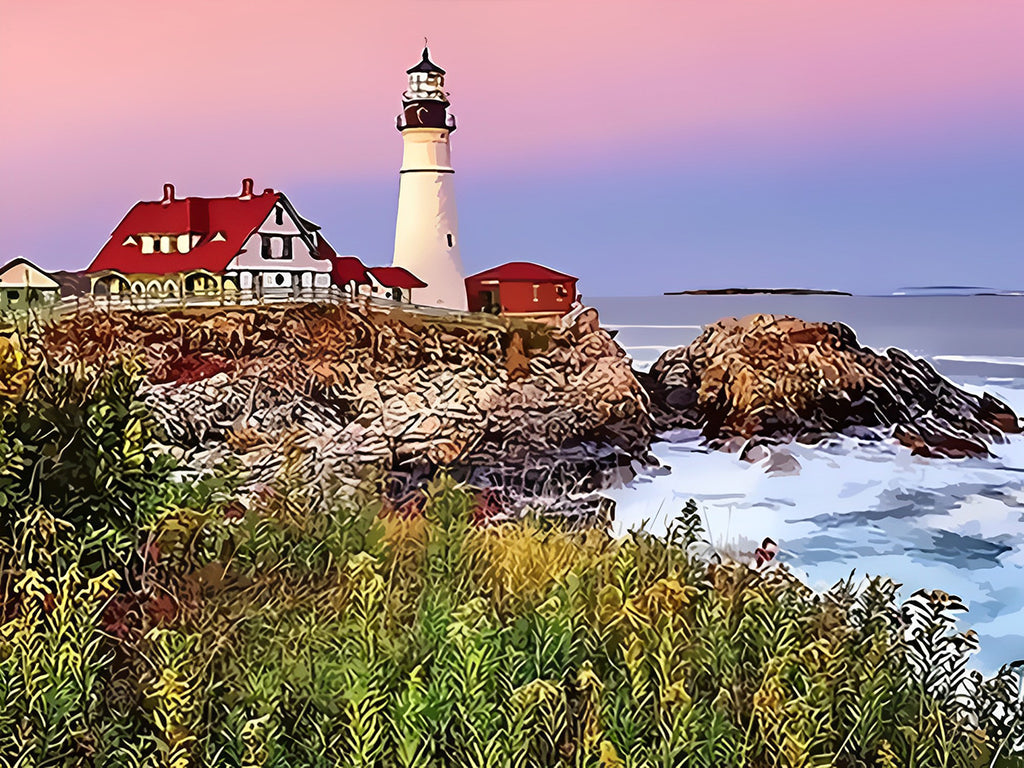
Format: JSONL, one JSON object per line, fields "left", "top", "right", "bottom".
{"left": 362, "top": 266, "right": 428, "bottom": 303}
{"left": 0, "top": 257, "right": 61, "bottom": 311}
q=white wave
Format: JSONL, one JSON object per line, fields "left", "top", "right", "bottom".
{"left": 628, "top": 360, "right": 658, "bottom": 371}
{"left": 607, "top": 428, "right": 1024, "bottom": 674}
{"left": 934, "top": 355, "right": 1024, "bottom": 366}
{"left": 605, "top": 324, "right": 703, "bottom": 330}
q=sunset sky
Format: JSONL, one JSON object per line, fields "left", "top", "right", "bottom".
{"left": 1, "top": 0, "right": 1022, "bottom": 295}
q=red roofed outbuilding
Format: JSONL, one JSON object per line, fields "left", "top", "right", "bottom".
{"left": 365, "top": 266, "right": 429, "bottom": 302}
{"left": 464, "top": 262, "right": 578, "bottom": 317}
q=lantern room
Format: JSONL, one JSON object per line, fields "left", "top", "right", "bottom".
{"left": 398, "top": 47, "right": 455, "bottom": 132}
{"left": 404, "top": 47, "right": 448, "bottom": 103}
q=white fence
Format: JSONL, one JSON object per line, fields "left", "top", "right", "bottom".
{"left": 1, "top": 286, "right": 491, "bottom": 328}
{"left": 2, "top": 287, "right": 582, "bottom": 333}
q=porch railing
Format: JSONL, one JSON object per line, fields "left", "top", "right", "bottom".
{"left": 13, "top": 286, "right": 483, "bottom": 324}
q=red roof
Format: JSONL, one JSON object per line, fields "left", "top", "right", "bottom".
{"left": 368, "top": 266, "right": 428, "bottom": 289}
{"left": 331, "top": 255, "right": 371, "bottom": 285}
{"left": 466, "top": 261, "right": 577, "bottom": 283}
{"left": 88, "top": 190, "right": 280, "bottom": 275}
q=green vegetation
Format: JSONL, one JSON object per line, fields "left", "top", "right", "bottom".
{"left": 1, "top": 336, "right": 1023, "bottom": 767}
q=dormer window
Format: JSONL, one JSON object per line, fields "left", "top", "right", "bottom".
{"left": 123, "top": 236, "right": 138, "bottom": 246}
{"left": 139, "top": 235, "right": 180, "bottom": 254}
{"left": 211, "top": 232, "right": 226, "bottom": 242}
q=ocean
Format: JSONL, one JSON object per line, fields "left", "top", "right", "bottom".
{"left": 590, "top": 294, "right": 1024, "bottom": 674}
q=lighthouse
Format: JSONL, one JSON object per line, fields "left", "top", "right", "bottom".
{"left": 391, "top": 47, "right": 468, "bottom": 310}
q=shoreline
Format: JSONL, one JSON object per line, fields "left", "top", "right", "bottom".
{"left": 665, "top": 287, "right": 852, "bottom": 296}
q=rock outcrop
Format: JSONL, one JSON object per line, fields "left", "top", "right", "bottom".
{"left": 641, "top": 314, "right": 1020, "bottom": 458}
{"left": 43, "top": 302, "right": 651, "bottom": 517}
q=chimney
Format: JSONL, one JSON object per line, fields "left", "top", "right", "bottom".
{"left": 240, "top": 178, "right": 254, "bottom": 199}
{"left": 162, "top": 183, "right": 175, "bottom": 204}
{"left": 263, "top": 187, "right": 274, "bottom": 195}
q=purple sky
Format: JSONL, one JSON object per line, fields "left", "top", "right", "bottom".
{"left": 1, "top": 0, "right": 1022, "bottom": 295}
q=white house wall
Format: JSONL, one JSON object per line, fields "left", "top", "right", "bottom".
{"left": 257, "top": 202, "right": 303, "bottom": 235}
{"left": 0, "top": 261, "right": 61, "bottom": 289}
{"left": 225, "top": 205, "right": 330, "bottom": 273}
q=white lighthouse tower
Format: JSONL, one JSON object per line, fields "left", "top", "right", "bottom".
{"left": 391, "top": 47, "right": 468, "bottom": 310}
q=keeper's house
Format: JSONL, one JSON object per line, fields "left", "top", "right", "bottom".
{"left": 87, "top": 179, "right": 337, "bottom": 300}
{"left": 0, "top": 257, "right": 61, "bottom": 310}
{"left": 465, "top": 262, "right": 578, "bottom": 317}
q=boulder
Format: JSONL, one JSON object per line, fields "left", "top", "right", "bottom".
{"left": 641, "top": 314, "right": 1020, "bottom": 458}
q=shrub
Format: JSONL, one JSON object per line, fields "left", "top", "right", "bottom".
{"left": 1, "top": 434, "right": 1022, "bottom": 767}
{"left": 0, "top": 354, "right": 175, "bottom": 575}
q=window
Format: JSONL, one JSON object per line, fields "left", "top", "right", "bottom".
{"left": 556, "top": 284, "right": 568, "bottom": 301}
{"left": 122, "top": 235, "right": 138, "bottom": 246}
{"left": 261, "top": 236, "right": 292, "bottom": 260}
{"left": 275, "top": 273, "right": 286, "bottom": 286}
{"left": 141, "top": 236, "right": 155, "bottom": 254}
{"left": 7, "top": 290, "right": 19, "bottom": 302}
{"left": 275, "top": 206, "right": 284, "bottom": 226}
{"left": 532, "top": 284, "right": 539, "bottom": 302}
{"left": 160, "top": 236, "right": 173, "bottom": 253}
{"left": 447, "top": 233, "right": 454, "bottom": 248}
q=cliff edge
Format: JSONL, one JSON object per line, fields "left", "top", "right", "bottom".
{"left": 42, "top": 303, "right": 651, "bottom": 517}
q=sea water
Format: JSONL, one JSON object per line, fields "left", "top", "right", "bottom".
{"left": 590, "top": 294, "right": 1024, "bottom": 674}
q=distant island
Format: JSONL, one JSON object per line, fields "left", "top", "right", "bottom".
{"left": 666, "top": 288, "right": 852, "bottom": 296}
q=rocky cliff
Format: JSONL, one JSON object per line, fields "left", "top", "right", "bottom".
{"left": 43, "top": 302, "right": 651, "bottom": 519}
{"left": 641, "top": 313, "right": 1020, "bottom": 458}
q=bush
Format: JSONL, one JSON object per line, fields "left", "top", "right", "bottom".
{"left": 0, "top": 352, "right": 175, "bottom": 575}
{"left": 1, "top": 392, "right": 1022, "bottom": 767}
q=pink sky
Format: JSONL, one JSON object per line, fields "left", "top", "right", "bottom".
{"left": 1, "top": 0, "right": 1022, "bottom": 289}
